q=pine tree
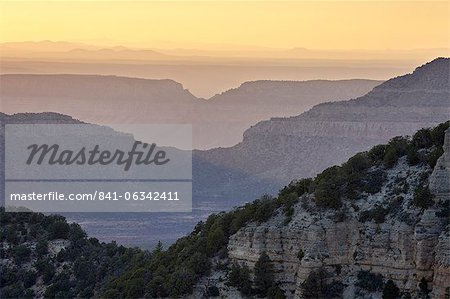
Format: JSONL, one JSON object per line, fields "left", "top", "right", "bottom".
{"left": 254, "top": 252, "right": 275, "bottom": 296}
{"left": 154, "top": 240, "right": 163, "bottom": 254}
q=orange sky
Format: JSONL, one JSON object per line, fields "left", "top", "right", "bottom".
{"left": 0, "top": 1, "right": 448, "bottom": 50}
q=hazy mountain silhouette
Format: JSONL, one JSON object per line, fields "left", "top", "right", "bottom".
{"left": 2, "top": 41, "right": 448, "bottom": 60}
{"left": 0, "top": 74, "right": 380, "bottom": 149}
{"left": 193, "top": 58, "right": 450, "bottom": 205}
{"left": 2, "top": 40, "right": 436, "bottom": 98}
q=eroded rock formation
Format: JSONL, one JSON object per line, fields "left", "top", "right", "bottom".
{"left": 227, "top": 129, "right": 450, "bottom": 298}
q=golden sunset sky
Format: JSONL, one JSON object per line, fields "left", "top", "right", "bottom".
{"left": 0, "top": 0, "right": 448, "bottom": 50}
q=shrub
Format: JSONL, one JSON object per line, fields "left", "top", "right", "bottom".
{"left": 387, "top": 196, "right": 404, "bottom": 214}
{"left": 267, "top": 285, "right": 286, "bottom": 299}
{"left": 207, "top": 285, "right": 220, "bottom": 297}
{"left": 188, "top": 252, "right": 211, "bottom": 276}
{"left": 419, "top": 277, "right": 431, "bottom": 296}
{"left": 383, "top": 136, "right": 409, "bottom": 168}
{"left": 363, "top": 169, "right": 385, "bottom": 194}
{"left": 34, "top": 258, "right": 55, "bottom": 283}
{"left": 413, "top": 128, "right": 433, "bottom": 148}
{"left": 253, "top": 195, "right": 278, "bottom": 223}
{"left": 314, "top": 167, "right": 343, "bottom": 209}
{"left": 301, "top": 268, "right": 344, "bottom": 299}
{"left": 356, "top": 270, "right": 383, "bottom": 292}
{"left": 43, "top": 273, "right": 73, "bottom": 298}
{"left": 23, "top": 270, "right": 38, "bottom": 288}
{"left": 68, "top": 223, "right": 87, "bottom": 246}
{"left": 227, "top": 263, "right": 252, "bottom": 296}
{"left": 23, "top": 289, "right": 34, "bottom": 299}
{"left": 145, "top": 276, "right": 169, "bottom": 298}
{"left": 297, "top": 249, "right": 305, "bottom": 261}
{"left": 383, "top": 148, "right": 399, "bottom": 168}
{"left": 280, "top": 192, "right": 299, "bottom": 223}
{"left": 206, "top": 226, "right": 226, "bottom": 254}
{"left": 413, "top": 186, "right": 434, "bottom": 209}
{"left": 406, "top": 146, "right": 422, "bottom": 166}
{"left": 427, "top": 147, "right": 444, "bottom": 168}
{"left": 48, "top": 221, "right": 70, "bottom": 239}
{"left": 359, "top": 206, "right": 388, "bottom": 224}
{"left": 315, "top": 183, "right": 342, "bottom": 208}
{"left": 168, "top": 268, "right": 196, "bottom": 297}
{"left": 1, "top": 283, "right": 26, "bottom": 299}
{"left": 333, "top": 209, "right": 348, "bottom": 222}
{"left": 254, "top": 252, "right": 276, "bottom": 297}
{"left": 13, "top": 245, "right": 31, "bottom": 264}
{"left": 344, "top": 152, "right": 371, "bottom": 174}
{"left": 36, "top": 239, "right": 48, "bottom": 256}
{"left": 313, "top": 151, "right": 382, "bottom": 207}
{"left": 334, "top": 264, "right": 342, "bottom": 275}
{"left": 430, "top": 121, "right": 450, "bottom": 147}
{"left": 402, "top": 291, "right": 412, "bottom": 299}
{"left": 383, "top": 280, "right": 400, "bottom": 299}
{"left": 279, "top": 178, "right": 313, "bottom": 198}
{"left": 368, "top": 144, "right": 387, "bottom": 163}
{"left": 5, "top": 226, "right": 19, "bottom": 244}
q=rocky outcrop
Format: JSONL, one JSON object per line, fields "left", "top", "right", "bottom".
{"left": 430, "top": 128, "right": 450, "bottom": 298}
{"left": 430, "top": 129, "right": 450, "bottom": 195}
{"left": 227, "top": 129, "right": 450, "bottom": 298}
{"left": 433, "top": 230, "right": 450, "bottom": 298}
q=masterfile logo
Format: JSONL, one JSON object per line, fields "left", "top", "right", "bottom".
{"left": 3, "top": 124, "right": 192, "bottom": 213}
{"left": 26, "top": 141, "right": 170, "bottom": 171}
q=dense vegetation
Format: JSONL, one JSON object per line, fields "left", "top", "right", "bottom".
{"left": 1, "top": 122, "right": 448, "bottom": 298}
{"left": 100, "top": 194, "right": 291, "bottom": 298}
{"left": 291, "top": 121, "right": 448, "bottom": 210}
{"left": 0, "top": 210, "right": 142, "bottom": 298}
{"left": 227, "top": 252, "right": 284, "bottom": 298}
{"left": 356, "top": 270, "right": 384, "bottom": 292}
{"left": 300, "top": 267, "right": 345, "bottom": 299}
{"left": 355, "top": 270, "right": 403, "bottom": 299}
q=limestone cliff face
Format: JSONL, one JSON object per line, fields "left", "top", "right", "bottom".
{"left": 429, "top": 129, "right": 450, "bottom": 298}
{"left": 430, "top": 129, "right": 450, "bottom": 195}
{"left": 228, "top": 129, "right": 450, "bottom": 298}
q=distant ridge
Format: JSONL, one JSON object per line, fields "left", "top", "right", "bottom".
{"left": 194, "top": 58, "right": 450, "bottom": 205}
{"left": 0, "top": 75, "right": 379, "bottom": 148}
{"left": 0, "top": 112, "right": 82, "bottom": 124}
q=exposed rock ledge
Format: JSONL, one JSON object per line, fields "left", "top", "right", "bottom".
{"left": 228, "top": 129, "right": 450, "bottom": 298}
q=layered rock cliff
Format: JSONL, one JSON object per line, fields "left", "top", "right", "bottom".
{"left": 227, "top": 128, "right": 450, "bottom": 298}
{"left": 429, "top": 129, "right": 450, "bottom": 298}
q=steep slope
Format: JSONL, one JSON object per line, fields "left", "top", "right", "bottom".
{"left": 195, "top": 58, "right": 450, "bottom": 206}
{"left": 0, "top": 74, "right": 380, "bottom": 148}
{"left": 197, "top": 79, "right": 381, "bottom": 148}
{"left": 181, "top": 123, "right": 450, "bottom": 299}
{"left": 2, "top": 58, "right": 449, "bottom": 249}
{"left": 0, "top": 209, "right": 150, "bottom": 299}
{"left": 1, "top": 59, "right": 448, "bottom": 247}
{"left": 1, "top": 123, "right": 448, "bottom": 299}
{"left": 225, "top": 126, "right": 450, "bottom": 299}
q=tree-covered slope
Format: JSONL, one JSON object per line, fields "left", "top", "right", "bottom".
{"left": 1, "top": 121, "right": 449, "bottom": 298}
